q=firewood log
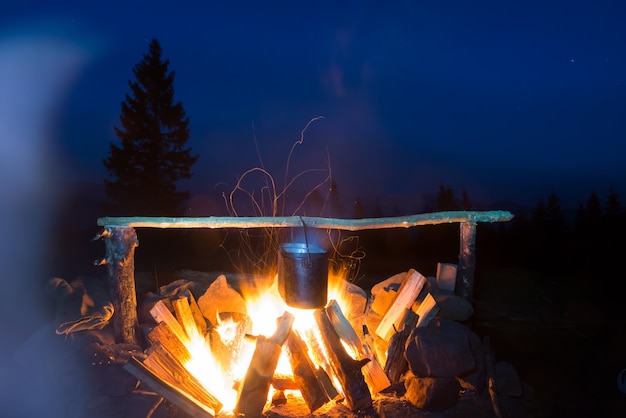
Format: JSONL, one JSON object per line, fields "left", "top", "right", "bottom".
{"left": 143, "top": 343, "right": 222, "bottom": 415}
{"left": 326, "top": 300, "right": 390, "bottom": 393}
{"left": 375, "top": 269, "right": 426, "bottom": 342}
{"left": 314, "top": 307, "right": 372, "bottom": 411}
{"left": 284, "top": 329, "right": 331, "bottom": 412}
{"left": 124, "top": 356, "right": 217, "bottom": 418}
{"left": 384, "top": 309, "right": 418, "bottom": 383}
{"left": 234, "top": 311, "right": 294, "bottom": 417}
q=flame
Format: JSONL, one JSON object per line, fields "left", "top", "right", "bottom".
{"left": 178, "top": 268, "right": 355, "bottom": 414}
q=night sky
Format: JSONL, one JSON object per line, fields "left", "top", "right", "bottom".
{"left": 3, "top": 0, "right": 626, "bottom": 211}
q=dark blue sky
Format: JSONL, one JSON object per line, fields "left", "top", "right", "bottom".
{"left": 3, "top": 0, "right": 626, "bottom": 211}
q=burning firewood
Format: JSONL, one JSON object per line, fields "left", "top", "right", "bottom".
{"left": 314, "top": 307, "right": 372, "bottom": 411}
{"left": 326, "top": 300, "right": 391, "bottom": 394}
{"left": 234, "top": 311, "right": 295, "bottom": 417}
{"left": 124, "top": 356, "right": 219, "bottom": 418}
{"left": 284, "top": 329, "right": 332, "bottom": 412}
{"left": 172, "top": 296, "right": 202, "bottom": 340}
{"left": 143, "top": 343, "right": 223, "bottom": 414}
{"left": 146, "top": 321, "right": 191, "bottom": 363}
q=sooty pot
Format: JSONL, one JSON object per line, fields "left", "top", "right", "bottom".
{"left": 277, "top": 242, "right": 328, "bottom": 309}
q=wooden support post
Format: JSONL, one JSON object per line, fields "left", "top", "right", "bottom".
{"left": 103, "top": 226, "right": 139, "bottom": 344}
{"left": 456, "top": 221, "right": 477, "bottom": 302}
{"left": 314, "top": 307, "right": 372, "bottom": 411}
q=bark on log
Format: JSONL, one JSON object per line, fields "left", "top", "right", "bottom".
{"left": 326, "top": 300, "right": 390, "bottom": 393}
{"left": 103, "top": 226, "right": 139, "bottom": 344}
{"left": 384, "top": 309, "right": 418, "bottom": 383}
{"left": 314, "top": 308, "right": 372, "bottom": 411}
{"left": 97, "top": 210, "right": 513, "bottom": 231}
{"left": 234, "top": 311, "right": 295, "bottom": 417}
{"left": 375, "top": 269, "right": 426, "bottom": 342}
{"left": 284, "top": 329, "right": 331, "bottom": 412}
{"left": 456, "top": 221, "right": 477, "bottom": 302}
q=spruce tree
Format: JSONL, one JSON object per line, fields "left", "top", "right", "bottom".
{"left": 103, "top": 39, "right": 198, "bottom": 216}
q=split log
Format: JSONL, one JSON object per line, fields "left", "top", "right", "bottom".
{"left": 150, "top": 299, "right": 190, "bottom": 345}
{"left": 143, "top": 343, "right": 223, "bottom": 415}
{"left": 284, "top": 329, "right": 331, "bottom": 412}
{"left": 146, "top": 322, "right": 191, "bottom": 364}
{"left": 187, "top": 293, "right": 207, "bottom": 337}
{"left": 414, "top": 293, "right": 439, "bottom": 328}
{"left": 375, "top": 269, "right": 427, "bottom": 342}
{"left": 234, "top": 311, "right": 295, "bottom": 417}
{"left": 173, "top": 296, "right": 201, "bottom": 340}
{"left": 326, "top": 300, "right": 390, "bottom": 393}
{"left": 314, "top": 307, "right": 372, "bottom": 411}
{"left": 384, "top": 309, "right": 418, "bottom": 383}
{"left": 102, "top": 226, "right": 139, "bottom": 344}
{"left": 124, "top": 356, "right": 216, "bottom": 418}
{"left": 295, "top": 326, "right": 339, "bottom": 400}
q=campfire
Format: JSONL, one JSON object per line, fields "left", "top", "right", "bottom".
{"left": 80, "top": 211, "right": 524, "bottom": 417}
{"left": 132, "top": 268, "right": 390, "bottom": 416}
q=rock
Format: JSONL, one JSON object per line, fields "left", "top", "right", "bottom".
{"left": 432, "top": 293, "right": 474, "bottom": 322}
{"left": 457, "top": 324, "right": 486, "bottom": 394}
{"left": 158, "top": 278, "right": 204, "bottom": 300}
{"left": 405, "top": 319, "right": 476, "bottom": 378}
{"left": 404, "top": 373, "right": 461, "bottom": 411}
{"left": 332, "top": 278, "right": 368, "bottom": 319}
{"left": 197, "top": 274, "right": 248, "bottom": 326}
{"left": 496, "top": 361, "right": 522, "bottom": 397}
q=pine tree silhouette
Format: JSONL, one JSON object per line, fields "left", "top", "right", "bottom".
{"left": 103, "top": 39, "right": 198, "bottom": 216}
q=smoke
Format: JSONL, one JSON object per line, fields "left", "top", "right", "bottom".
{"left": 0, "top": 25, "right": 92, "bottom": 417}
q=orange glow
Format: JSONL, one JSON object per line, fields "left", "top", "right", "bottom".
{"left": 177, "top": 268, "right": 355, "bottom": 414}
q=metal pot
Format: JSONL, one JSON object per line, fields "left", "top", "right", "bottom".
{"left": 277, "top": 242, "right": 328, "bottom": 309}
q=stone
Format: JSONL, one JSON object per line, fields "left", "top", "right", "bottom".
{"left": 496, "top": 361, "right": 522, "bottom": 397}
{"left": 404, "top": 374, "right": 461, "bottom": 411}
{"left": 432, "top": 318, "right": 485, "bottom": 393}
{"left": 197, "top": 274, "right": 248, "bottom": 326}
{"left": 332, "top": 278, "right": 368, "bottom": 319}
{"left": 432, "top": 293, "right": 474, "bottom": 321}
{"left": 405, "top": 319, "right": 476, "bottom": 378}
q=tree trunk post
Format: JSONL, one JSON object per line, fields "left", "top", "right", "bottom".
{"left": 456, "top": 221, "right": 477, "bottom": 302}
{"left": 103, "top": 226, "right": 139, "bottom": 344}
